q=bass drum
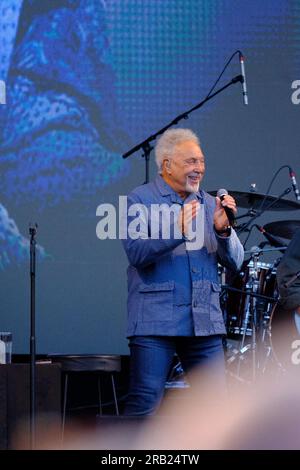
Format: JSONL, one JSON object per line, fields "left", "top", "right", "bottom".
{"left": 269, "top": 303, "right": 300, "bottom": 370}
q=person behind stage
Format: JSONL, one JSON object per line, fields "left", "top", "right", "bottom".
{"left": 122, "top": 128, "right": 244, "bottom": 416}
{"left": 277, "top": 228, "right": 300, "bottom": 316}
{"left": 275, "top": 228, "right": 300, "bottom": 357}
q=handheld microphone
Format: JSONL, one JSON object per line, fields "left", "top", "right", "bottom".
{"left": 239, "top": 53, "right": 248, "bottom": 105}
{"left": 217, "top": 189, "right": 236, "bottom": 227}
{"left": 289, "top": 167, "right": 300, "bottom": 201}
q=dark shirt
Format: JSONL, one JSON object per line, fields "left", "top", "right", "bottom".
{"left": 277, "top": 229, "right": 300, "bottom": 310}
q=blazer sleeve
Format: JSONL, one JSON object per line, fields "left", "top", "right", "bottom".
{"left": 215, "top": 229, "right": 244, "bottom": 272}
{"left": 122, "top": 192, "right": 184, "bottom": 269}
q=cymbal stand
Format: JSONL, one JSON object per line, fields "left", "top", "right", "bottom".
{"left": 236, "top": 250, "right": 260, "bottom": 382}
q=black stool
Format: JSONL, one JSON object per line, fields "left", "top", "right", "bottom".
{"left": 49, "top": 354, "right": 121, "bottom": 437}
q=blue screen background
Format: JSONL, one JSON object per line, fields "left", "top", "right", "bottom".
{"left": 0, "top": 0, "right": 299, "bottom": 354}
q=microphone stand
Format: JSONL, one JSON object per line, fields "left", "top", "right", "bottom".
{"left": 29, "top": 223, "right": 38, "bottom": 450}
{"left": 122, "top": 75, "right": 244, "bottom": 184}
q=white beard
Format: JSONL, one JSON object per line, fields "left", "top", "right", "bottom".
{"left": 185, "top": 177, "right": 200, "bottom": 193}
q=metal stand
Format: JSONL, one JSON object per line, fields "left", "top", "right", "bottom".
{"left": 225, "top": 248, "right": 280, "bottom": 383}
{"left": 141, "top": 142, "right": 153, "bottom": 185}
{"left": 123, "top": 75, "right": 244, "bottom": 184}
{"left": 29, "top": 223, "right": 38, "bottom": 450}
{"left": 235, "top": 251, "right": 260, "bottom": 382}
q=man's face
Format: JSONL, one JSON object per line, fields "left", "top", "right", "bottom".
{"left": 164, "top": 140, "right": 205, "bottom": 195}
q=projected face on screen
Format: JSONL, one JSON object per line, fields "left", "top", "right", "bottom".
{"left": 1, "top": 0, "right": 130, "bottom": 208}
{"left": 0, "top": 0, "right": 131, "bottom": 265}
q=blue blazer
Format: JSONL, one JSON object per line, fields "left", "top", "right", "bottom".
{"left": 122, "top": 175, "right": 244, "bottom": 337}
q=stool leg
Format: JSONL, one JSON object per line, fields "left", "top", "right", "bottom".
{"left": 111, "top": 373, "right": 119, "bottom": 415}
{"left": 97, "top": 376, "right": 102, "bottom": 415}
{"left": 62, "top": 373, "right": 68, "bottom": 441}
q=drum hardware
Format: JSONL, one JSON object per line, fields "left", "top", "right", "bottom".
{"left": 223, "top": 259, "right": 278, "bottom": 335}
{"left": 222, "top": 285, "right": 277, "bottom": 303}
{"left": 211, "top": 181, "right": 300, "bottom": 381}
{"left": 254, "top": 225, "right": 287, "bottom": 253}
{"left": 236, "top": 188, "right": 294, "bottom": 237}
{"left": 240, "top": 250, "right": 261, "bottom": 382}
{"left": 263, "top": 220, "right": 300, "bottom": 240}
{"left": 226, "top": 343, "right": 251, "bottom": 364}
{"left": 165, "top": 357, "right": 190, "bottom": 389}
{"left": 224, "top": 248, "right": 279, "bottom": 382}
{"left": 244, "top": 246, "right": 287, "bottom": 254}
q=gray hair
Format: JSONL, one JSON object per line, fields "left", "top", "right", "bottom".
{"left": 155, "top": 128, "right": 200, "bottom": 174}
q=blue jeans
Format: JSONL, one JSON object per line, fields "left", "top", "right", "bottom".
{"left": 124, "top": 335, "right": 225, "bottom": 416}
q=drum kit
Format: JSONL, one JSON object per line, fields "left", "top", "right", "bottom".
{"left": 211, "top": 188, "right": 300, "bottom": 382}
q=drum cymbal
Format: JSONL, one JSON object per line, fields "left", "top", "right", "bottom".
{"left": 263, "top": 220, "right": 300, "bottom": 240}
{"left": 208, "top": 190, "right": 300, "bottom": 211}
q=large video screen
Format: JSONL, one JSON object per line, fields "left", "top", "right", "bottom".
{"left": 0, "top": 0, "right": 299, "bottom": 354}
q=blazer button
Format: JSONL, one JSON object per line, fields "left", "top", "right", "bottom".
{"left": 191, "top": 267, "right": 197, "bottom": 273}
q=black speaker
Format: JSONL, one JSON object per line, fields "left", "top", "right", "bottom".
{"left": 0, "top": 363, "right": 61, "bottom": 449}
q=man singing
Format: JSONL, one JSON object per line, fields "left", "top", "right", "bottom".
{"left": 122, "top": 128, "right": 244, "bottom": 415}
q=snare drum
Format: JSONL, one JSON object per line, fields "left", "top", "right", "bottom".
{"left": 224, "top": 259, "right": 278, "bottom": 336}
